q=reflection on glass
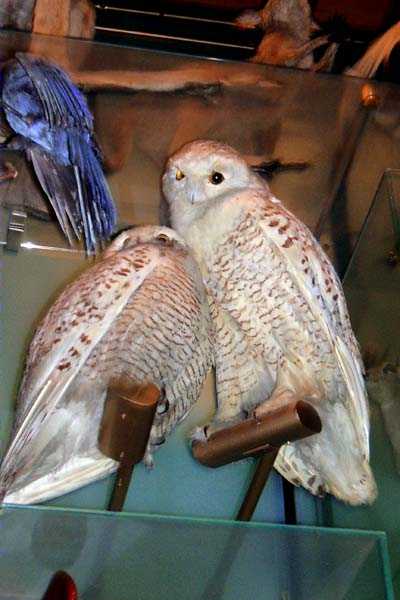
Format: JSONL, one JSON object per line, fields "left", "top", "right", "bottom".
{"left": 1, "top": 28, "right": 400, "bottom": 258}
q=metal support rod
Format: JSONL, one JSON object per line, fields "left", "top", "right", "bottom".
{"left": 236, "top": 448, "right": 279, "bottom": 521}
{"left": 5, "top": 208, "right": 26, "bottom": 252}
{"left": 107, "top": 462, "right": 135, "bottom": 513}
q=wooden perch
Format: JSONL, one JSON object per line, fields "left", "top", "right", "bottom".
{"left": 98, "top": 380, "right": 160, "bottom": 511}
{"left": 193, "top": 400, "right": 322, "bottom": 521}
{"left": 71, "top": 65, "right": 280, "bottom": 93}
{"left": 193, "top": 400, "right": 321, "bottom": 468}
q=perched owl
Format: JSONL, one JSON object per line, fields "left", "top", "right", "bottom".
{"left": 0, "top": 226, "right": 213, "bottom": 505}
{"left": 162, "top": 140, "right": 377, "bottom": 506}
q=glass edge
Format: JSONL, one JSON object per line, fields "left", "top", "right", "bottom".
{"left": 0, "top": 502, "right": 389, "bottom": 540}
{"left": 378, "top": 535, "right": 395, "bottom": 600}
{"left": 343, "top": 168, "right": 400, "bottom": 284}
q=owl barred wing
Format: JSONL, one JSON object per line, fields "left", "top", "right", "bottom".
{"left": 76, "top": 247, "right": 214, "bottom": 455}
{"left": 256, "top": 200, "right": 370, "bottom": 455}
{"left": 208, "top": 200, "right": 372, "bottom": 502}
{"left": 2, "top": 232, "right": 214, "bottom": 504}
{"left": 18, "top": 245, "right": 161, "bottom": 417}
{"left": 0, "top": 245, "right": 162, "bottom": 496}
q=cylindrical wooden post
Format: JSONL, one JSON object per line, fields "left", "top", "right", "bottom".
{"left": 98, "top": 381, "right": 160, "bottom": 512}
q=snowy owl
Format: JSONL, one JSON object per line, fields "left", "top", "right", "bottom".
{"left": 0, "top": 226, "right": 213, "bottom": 505}
{"left": 162, "top": 140, "right": 376, "bottom": 506}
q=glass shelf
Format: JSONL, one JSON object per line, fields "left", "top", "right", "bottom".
{"left": 0, "top": 505, "right": 394, "bottom": 600}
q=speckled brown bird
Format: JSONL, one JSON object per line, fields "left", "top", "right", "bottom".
{"left": 162, "top": 139, "right": 377, "bottom": 506}
{"left": 0, "top": 226, "right": 213, "bottom": 504}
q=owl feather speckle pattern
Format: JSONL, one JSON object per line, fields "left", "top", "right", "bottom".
{"left": 163, "top": 139, "right": 376, "bottom": 505}
{"left": 0, "top": 226, "right": 213, "bottom": 504}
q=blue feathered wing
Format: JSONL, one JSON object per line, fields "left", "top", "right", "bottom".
{"left": 2, "top": 52, "right": 117, "bottom": 252}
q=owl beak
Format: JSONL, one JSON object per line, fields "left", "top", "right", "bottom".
{"left": 189, "top": 183, "right": 203, "bottom": 205}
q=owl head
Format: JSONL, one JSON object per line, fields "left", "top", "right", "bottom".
{"left": 103, "top": 225, "right": 186, "bottom": 258}
{"left": 162, "top": 140, "right": 263, "bottom": 229}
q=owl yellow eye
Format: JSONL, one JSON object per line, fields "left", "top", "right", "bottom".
{"left": 210, "top": 171, "right": 224, "bottom": 185}
{"left": 156, "top": 233, "right": 171, "bottom": 244}
{"left": 175, "top": 169, "right": 185, "bottom": 181}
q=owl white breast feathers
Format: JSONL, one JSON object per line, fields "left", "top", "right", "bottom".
{"left": 0, "top": 226, "right": 213, "bottom": 505}
{"left": 162, "top": 139, "right": 376, "bottom": 506}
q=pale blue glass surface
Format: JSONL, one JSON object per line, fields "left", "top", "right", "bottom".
{"left": 325, "top": 171, "right": 400, "bottom": 597}
{"left": 0, "top": 505, "right": 393, "bottom": 600}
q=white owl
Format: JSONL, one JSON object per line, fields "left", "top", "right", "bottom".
{"left": 0, "top": 226, "right": 213, "bottom": 505}
{"left": 162, "top": 140, "right": 377, "bottom": 506}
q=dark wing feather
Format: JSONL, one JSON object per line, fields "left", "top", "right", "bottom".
{"left": 28, "top": 145, "right": 81, "bottom": 242}
{"left": 15, "top": 52, "right": 93, "bottom": 131}
{"left": 68, "top": 131, "right": 116, "bottom": 252}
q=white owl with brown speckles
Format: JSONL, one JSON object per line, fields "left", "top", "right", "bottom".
{"left": 162, "top": 140, "right": 376, "bottom": 506}
{"left": 0, "top": 226, "right": 213, "bottom": 505}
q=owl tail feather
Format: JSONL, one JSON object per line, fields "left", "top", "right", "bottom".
{"left": 3, "top": 453, "right": 117, "bottom": 505}
{"left": 325, "top": 460, "right": 377, "bottom": 506}
{"left": 275, "top": 441, "right": 377, "bottom": 506}
{"left": 274, "top": 445, "right": 325, "bottom": 498}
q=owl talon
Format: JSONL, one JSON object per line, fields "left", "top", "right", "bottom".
{"left": 194, "top": 415, "right": 246, "bottom": 441}
{"left": 191, "top": 426, "right": 208, "bottom": 443}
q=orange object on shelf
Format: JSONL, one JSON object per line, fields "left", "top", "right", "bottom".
{"left": 41, "top": 571, "right": 78, "bottom": 600}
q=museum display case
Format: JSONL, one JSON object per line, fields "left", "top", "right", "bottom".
{"left": 1, "top": 27, "right": 399, "bottom": 597}
{"left": 0, "top": 505, "right": 394, "bottom": 600}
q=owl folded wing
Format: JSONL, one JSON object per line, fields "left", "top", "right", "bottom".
{"left": 257, "top": 204, "right": 370, "bottom": 457}
{"left": 0, "top": 244, "right": 162, "bottom": 500}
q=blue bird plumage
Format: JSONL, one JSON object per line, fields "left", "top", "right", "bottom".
{"left": 0, "top": 52, "right": 117, "bottom": 253}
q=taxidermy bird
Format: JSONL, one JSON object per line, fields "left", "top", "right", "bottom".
{"left": 162, "top": 140, "right": 377, "bottom": 505}
{"left": 0, "top": 52, "right": 116, "bottom": 253}
{"left": 0, "top": 226, "right": 213, "bottom": 504}
{"left": 236, "top": 0, "right": 331, "bottom": 70}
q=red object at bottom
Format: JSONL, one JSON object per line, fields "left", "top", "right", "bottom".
{"left": 41, "top": 571, "right": 78, "bottom": 600}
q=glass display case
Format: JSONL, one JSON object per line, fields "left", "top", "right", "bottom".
{"left": 1, "top": 27, "right": 400, "bottom": 597}
{"left": 0, "top": 505, "right": 394, "bottom": 600}
{"left": 323, "top": 170, "right": 400, "bottom": 597}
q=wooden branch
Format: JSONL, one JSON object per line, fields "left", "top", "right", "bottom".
{"left": 71, "top": 65, "right": 280, "bottom": 93}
